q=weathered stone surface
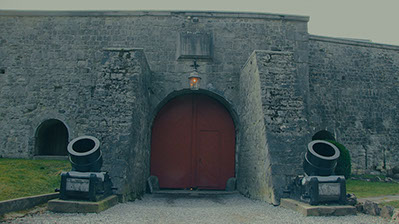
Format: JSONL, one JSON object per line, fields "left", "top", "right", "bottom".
{"left": 363, "top": 200, "right": 380, "bottom": 216}
{"left": 355, "top": 203, "right": 364, "bottom": 212}
{"left": 48, "top": 195, "right": 118, "bottom": 213}
{"left": 177, "top": 32, "right": 213, "bottom": 59}
{"left": 0, "top": 193, "right": 59, "bottom": 215}
{"left": 309, "top": 36, "right": 399, "bottom": 174}
{"left": 380, "top": 205, "right": 395, "bottom": 219}
{"left": 387, "top": 169, "right": 394, "bottom": 177}
{"left": 225, "top": 177, "right": 237, "bottom": 191}
{"left": 238, "top": 51, "right": 273, "bottom": 203}
{"left": 238, "top": 51, "right": 309, "bottom": 204}
{"left": 392, "top": 209, "right": 399, "bottom": 221}
{"left": 280, "top": 198, "right": 356, "bottom": 216}
{"left": 346, "top": 193, "right": 357, "bottom": 206}
{"left": 0, "top": 11, "right": 308, "bottom": 158}
{"left": 371, "top": 176, "right": 382, "bottom": 182}
{"left": 393, "top": 166, "right": 399, "bottom": 174}
{"left": 0, "top": 13, "right": 308, "bottom": 203}
{"left": 385, "top": 177, "right": 394, "bottom": 183}
{"left": 0, "top": 10, "right": 399, "bottom": 203}
{"left": 147, "top": 176, "right": 160, "bottom": 193}
{"left": 88, "top": 48, "right": 151, "bottom": 200}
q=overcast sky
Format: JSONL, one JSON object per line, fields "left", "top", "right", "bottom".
{"left": 1, "top": 0, "right": 398, "bottom": 46}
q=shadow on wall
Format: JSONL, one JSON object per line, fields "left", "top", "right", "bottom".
{"left": 34, "top": 119, "right": 68, "bottom": 156}
{"left": 311, "top": 130, "right": 335, "bottom": 141}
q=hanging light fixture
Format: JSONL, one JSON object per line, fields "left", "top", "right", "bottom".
{"left": 188, "top": 60, "right": 201, "bottom": 90}
{"left": 188, "top": 70, "right": 201, "bottom": 90}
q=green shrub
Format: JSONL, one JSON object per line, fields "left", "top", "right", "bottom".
{"left": 312, "top": 130, "right": 336, "bottom": 141}
{"left": 328, "top": 140, "right": 351, "bottom": 179}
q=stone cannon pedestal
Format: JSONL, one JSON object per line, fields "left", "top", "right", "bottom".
{"left": 298, "top": 175, "right": 347, "bottom": 205}
{"left": 280, "top": 198, "right": 356, "bottom": 216}
{"left": 51, "top": 136, "right": 117, "bottom": 213}
{"left": 48, "top": 195, "right": 118, "bottom": 213}
{"left": 60, "top": 171, "right": 112, "bottom": 202}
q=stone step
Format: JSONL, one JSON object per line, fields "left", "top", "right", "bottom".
{"left": 280, "top": 198, "right": 357, "bottom": 216}
{"left": 152, "top": 190, "right": 239, "bottom": 196}
{"left": 48, "top": 195, "right": 118, "bottom": 213}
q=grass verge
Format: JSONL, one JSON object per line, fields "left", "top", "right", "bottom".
{"left": 380, "top": 200, "right": 399, "bottom": 208}
{"left": 346, "top": 179, "right": 399, "bottom": 198}
{"left": 0, "top": 158, "right": 70, "bottom": 201}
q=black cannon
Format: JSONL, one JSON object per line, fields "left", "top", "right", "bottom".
{"left": 68, "top": 136, "right": 103, "bottom": 172}
{"left": 60, "top": 136, "right": 112, "bottom": 201}
{"left": 303, "top": 140, "right": 340, "bottom": 176}
{"left": 292, "top": 140, "right": 346, "bottom": 205}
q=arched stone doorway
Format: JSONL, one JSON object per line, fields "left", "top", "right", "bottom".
{"left": 150, "top": 93, "right": 235, "bottom": 190}
{"left": 35, "top": 119, "right": 69, "bottom": 156}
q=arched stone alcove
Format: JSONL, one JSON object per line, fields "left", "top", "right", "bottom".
{"left": 35, "top": 119, "right": 69, "bottom": 156}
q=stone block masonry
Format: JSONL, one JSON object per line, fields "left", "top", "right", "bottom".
{"left": 0, "top": 11, "right": 310, "bottom": 202}
{"left": 1, "top": 10, "right": 399, "bottom": 203}
{"left": 239, "top": 50, "right": 309, "bottom": 204}
{"left": 91, "top": 48, "right": 151, "bottom": 200}
{"left": 238, "top": 50, "right": 273, "bottom": 203}
{"left": 309, "top": 35, "right": 399, "bottom": 175}
{"left": 258, "top": 50, "right": 310, "bottom": 203}
{"left": 0, "top": 11, "right": 309, "bottom": 159}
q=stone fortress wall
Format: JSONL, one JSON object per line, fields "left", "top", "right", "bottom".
{"left": 0, "top": 10, "right": 398, "bottom": 203}
{"left": 308, "top": 35, "right": 399, "bottom": 174}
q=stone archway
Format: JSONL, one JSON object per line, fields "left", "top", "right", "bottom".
{"left": 150, "top": 93, "right": 236, "bottom": 189}
{"left": 35, "top": 119, "right": 69, "bottom": 156}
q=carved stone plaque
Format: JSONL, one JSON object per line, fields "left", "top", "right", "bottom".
{"left": 66, "top": 178, "right": 90, "bottom": 192}
{"left": 177, "top": 32, "right": 213, "bottom": 59}
{"left": 318, "top": 183, "right": 340, "bottom": 196}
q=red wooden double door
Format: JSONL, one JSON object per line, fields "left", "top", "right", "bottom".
{"left": 151, "top": 94, "right": 235, "bottom": 189}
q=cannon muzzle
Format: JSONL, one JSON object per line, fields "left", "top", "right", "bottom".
{"left": 67, "top": 136, "right": 103, "bottom": 172}
{"left": 303, "top": 140, "right": 340, "bottom": 176}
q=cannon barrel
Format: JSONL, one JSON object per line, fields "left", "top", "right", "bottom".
{"left": 303, "top": 140, "right": 340, "bottom": 176}
{"left": 67, "top": 136, "right": 103, "bottom": 172}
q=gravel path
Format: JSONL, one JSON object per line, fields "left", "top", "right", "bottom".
{"left": 10, "top": 194, "right": 393, "bottom": 224}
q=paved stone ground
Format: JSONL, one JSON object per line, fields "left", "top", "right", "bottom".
{"left": 9, "top": 194, "right": 394, "bottom": 224}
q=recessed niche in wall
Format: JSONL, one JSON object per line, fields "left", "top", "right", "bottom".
{"left": 35, "top": 119, "right": 68, "bottom": 156}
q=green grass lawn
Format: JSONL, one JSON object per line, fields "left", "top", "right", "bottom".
{"left": 346, "top": 178, "right": 399, "bottom": 208}
{"left": 0, "top": 158, "right": 70, "bottom": 201}
{"left": 380, "top": 200, "right": 399, "bottom": 208}
{"left": 346, "top": 179, "right": 399, "bottom": 198}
